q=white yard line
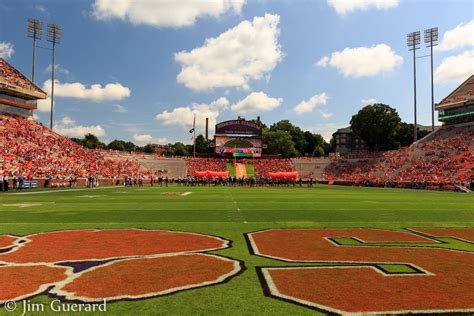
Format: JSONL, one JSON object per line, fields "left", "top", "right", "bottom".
{"left": 224, "top": 188, "right": 247, "bottom": 223}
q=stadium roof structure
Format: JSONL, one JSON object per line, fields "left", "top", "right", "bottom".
{"left": 0, "top": 58, "right": 47, "bottom": 100}
{"left": 436, "top": 74, "right": 474, "bottom": 111}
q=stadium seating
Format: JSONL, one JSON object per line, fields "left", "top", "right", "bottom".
{"left": 0, "top": 113, "right": 141, "bottom": 179}
{"left": 253, "top": 159, "right": 295, "bottom": 176}
{"left": 186, "top": 158, "right": 227, "bottom": 176}
{"left": 323, "top": 124, "right": 474, "bottom": 188}
{"left": 136, "top": 156, "right": 186, "bottom": 178}
{"left": 186, "top": 158, "right": 296, "bottom": 177}
{"left": 0, "top": 59, "right": 39, "bottom": 92}
{"left": 2, "top": 111, "right": 471, "bottom": 191}
{"left": 292, "top": 158, "right": 332, "bottom": 179}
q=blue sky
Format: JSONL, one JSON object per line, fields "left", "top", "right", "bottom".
{"left": 1, "top": 0, "right": 473, "bottom": 144}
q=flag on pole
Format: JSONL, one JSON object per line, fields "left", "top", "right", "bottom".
{"left": 192, "top": 114, "right": 196, "bottom": 157}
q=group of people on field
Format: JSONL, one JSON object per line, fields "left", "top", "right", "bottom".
{"left": 0, "top": 174, "right": 28, "bottom": 191}
{"left": 172, "top": 176, "right": 314, "bottom": 187}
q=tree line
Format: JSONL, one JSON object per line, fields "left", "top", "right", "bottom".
{"left": 70, "top": 103, "right": 431, "bottom": 157}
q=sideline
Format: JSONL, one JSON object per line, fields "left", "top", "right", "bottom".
{"left": 0, "top": 186, "right": 124, "bottom": 196}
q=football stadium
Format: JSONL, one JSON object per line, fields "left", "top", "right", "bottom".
{"left": 0, "top": 1, "right": 473, "bottom": 315}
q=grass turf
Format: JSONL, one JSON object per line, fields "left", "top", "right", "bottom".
{"left": 0, "top": 184, "right": 473, "bottom": 315}
{"left": 226, "top": 163, "right": 236, "bottom": 177}
{"left": 245, "top": 163, "right": 255, "bottom": 177}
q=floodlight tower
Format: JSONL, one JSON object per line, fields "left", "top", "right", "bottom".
{"left": 27, "top": 18, "right": 43, "bottom": 83}
{"left": 424, "top": 27, "right": 438, "bottom": 132}
{"left": 47, "top": 23, "right": 62, "bottom": 130}
{"left": 407, "top": 31, "right": 421, "bottom": 142}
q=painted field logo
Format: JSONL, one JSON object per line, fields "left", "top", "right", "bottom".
{"left": 0, "top": 229, "right": 243, "bottom": 304}
{"left": 246, "top": 228, "right": 474, "bottom": 314}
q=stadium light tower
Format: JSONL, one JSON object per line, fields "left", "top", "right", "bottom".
{"left": 424, "top": 27, "right": 438, "bottom": 132}
{"left": 47, "top": 23, "right": 62, "bottom": 130}
{"left": 407, "top": 31, "right": 421, "bottom": 142}
{"left": 27, "top": 18, "right": 43, "bottom": 83}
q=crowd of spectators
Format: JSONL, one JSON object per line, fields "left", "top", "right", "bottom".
{"left": 2, "top": 111, "right": 471, "bottom": 192}
{"left": 253, "top": 158, "right": 295, "bottom": 176}
{"left": 186, "top": 158, "right": 227, "bottom": 176}
{"left": 340, "top": 151, "right": 385, "bottom": 160}
{"left": 0, "top": 113, "right": 141, "bottom": 181}
{"left": 0, "top": 59, "right": 39, "bottom": 92}
{"left": 323, "top": 125, "right": 473, "bottom": 189}
{"left": 186, "top": 157, "right": 296, "bottom": 177}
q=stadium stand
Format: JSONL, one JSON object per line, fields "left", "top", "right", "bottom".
{"left": 1, "top": 111, "right": 471, "bottom": 191}
{"left": 186, "top": 158, "right": 227, "bottom": 176}
{"left": 253, "top": 159, "right": 295, "bottom": 176}
{"left": 0, "top": 59, "right": 41, "bottom": 93}
{"left": 323, "top": 124, "right": 474, "bottom": 189}
{"left": 136, "top": 157, "right": 186, "bottom": 178}
{"left": 292, "top": 158, "right": 332, "bottom": 180}
{"left": 0, "top": 113, "right": 141, "bottom": 180}
{"left": 186, "top": 158, "right": 295, "bottom": 177}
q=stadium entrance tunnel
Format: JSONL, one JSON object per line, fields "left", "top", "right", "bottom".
{"left": 0, "top": 229, "right": 244, "bottom": 304}
{"left": 246, "top": 228, "right": 474, "bottom": 314}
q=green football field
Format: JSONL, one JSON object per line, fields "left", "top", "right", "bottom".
{"left": 0, "top": 185, "right": 473, "bottom": 315}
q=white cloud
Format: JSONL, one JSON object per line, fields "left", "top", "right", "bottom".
{"left": 361, "top": 98, "right": 377, "bottom": 104}
{"left": 175, "top": 14, "right": 283, "bottom": 91}
{"left": 42, "top": 80, "right": 131, "bottom": 102}
{"left": 316, "top": 56, "right": 329, "bottom": 67}
{"left": 29, "top": 113, "right": 39, "bottom": 121}
{"left": 0, "top": 42, "right": 14, "bottom": 59}
{"left": 54, "top": 116, "right": 105, "bottom": 138}
{"left": 45, "top": 64, "right": 70, "bottom": 75}
{"left": 92, "top": 0, "right": 245, "bottom": 28}
{"left": 293, "top": 93, "right": 328, "bottom": 114}
{"left": 34, "top": 4, "right": 47, "bottom": 13}
{"left": 61, "top": 116, "right": 74, "bottom": 125}
{"left": 306, "top": 122, "right": 346, "bottom": 142}
{"left": 434, "top": 50, "right": 474, "bottom": 85}
{"left": 317, "top": 44, "right": 402, "bottom": 77}
{"left": 132, "top": 134, "right": 167, "bottom": 145}
{"left": 318, "top": 109, "right": 333, "bottom": 119}
{"left": 327, "top": 0, "right": 399, "bottom": 15}
{"left": 113, "top": 104, "right": 127, "bottom": 113}
{"left": 156, "top": 97, "right": 228, "bottom": 132}
{"left": 231, "top": 91, "right": 282, "bottom": 113}
{"left": 36, "top": 98, "right": 53, "bottom": 112}
{"left": 436, "top": 20, "right": 474, "bottom": 52}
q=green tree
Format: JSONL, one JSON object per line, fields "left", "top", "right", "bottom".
{"left": 395, "top": 122, "right": 431, "bottom": 147}
{"left": 194, "top": 134, "right": 212, "bottom": 153}
{"left": 142, "top": 144, "right": 155, "bottom": 153}
{"left": 124, "top": 141, "right": 136, "bottom": 152}
{"left": 303, "top": 131, "right": 325, "bottom": 154}
{"left": 82, "top": 133, "right": 105, "bottom": 149}
{"left": 173, "top": 142, "right": 189, "bottom": 156}
{"left": 107, "top": 139, "right": 126, "bottom": 151}
{"left": 69, "top": 137, "right": 83, "bottom": 146}
{"left": 263, "top": 130, "right": 298, "bottom": 158}
{"left": 249, "top": 118, "right": 267, "bottom": 129}
{"left": 270, "top": 120, "right": 307, "bottom": 155}
{"left": 324, "top": 138, "right": 335, "bottom": 155}
{"left": 312, "top": 145, "right": 325, "bottom": 157}
{"left": 350, "top": 104, "right": 401, "bottom": 151}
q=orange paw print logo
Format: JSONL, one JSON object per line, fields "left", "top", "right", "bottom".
{"left": 0, "top": 229, "right": 243, "bottom": 303}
